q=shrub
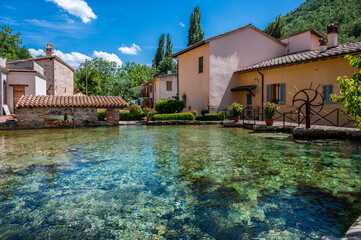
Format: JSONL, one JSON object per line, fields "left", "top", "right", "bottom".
{"left": 201, "top": 109, "right": 209, "bottom": 116}
{"left": 186, "top": 109, "right": 198, "bottom": 117}
{"left": 203, "top": 111, "right": 225, "bottom": 121}
{"left": 195, "top": 116, "right": 204, "bottom": 121}
{"left": 155, "top": 100, "right": 184, "bottom": 114}
{"left": 97, "top": 111, "right": 106, "bottom": 121}
{"left": 263, "top": 102, "right": 279, "bottom": 119}
{"left": 119, "top": 111, "right": 145, "bottom": 121}
{"left": 129, "top": 104, "right": 143, "bottom": 116}
{"left": 153, "top": 113, "right": 195, "bottom": 121}
{"left": 228, "top": 102, "right": 244, "bottom": 117}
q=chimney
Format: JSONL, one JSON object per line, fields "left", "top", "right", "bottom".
{"left": 46, "top": 43, "right": 54, "bottom": 57}
{"left": 327, "top": 23, "right": 339, "bottom": 48}
{"left": 319, "top": 37, "right": 328, "bottom": 52}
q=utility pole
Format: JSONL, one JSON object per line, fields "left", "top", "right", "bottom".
{"left": 85, "top": 59, "right": 88, "bottom": 96}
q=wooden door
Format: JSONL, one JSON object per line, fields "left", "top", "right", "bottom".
{"left": 13, "top": 86, "right": 25, "bottom": 109}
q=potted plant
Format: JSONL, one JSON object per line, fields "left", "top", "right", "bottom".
{"left": 263, "top": 102, "right": 279, "bottom": 126}
{"left": 143, "top": 107, "right": 156, "bottom": 121}
{"left": 228, "top": 102, "right": 244, "bottom": 122}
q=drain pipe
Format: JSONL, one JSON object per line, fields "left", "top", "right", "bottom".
{"left": 0, "top": 72, "right": 3, "bottom": 116}
{"left": 257, "top": 69, "right": 264, "bottom": 120}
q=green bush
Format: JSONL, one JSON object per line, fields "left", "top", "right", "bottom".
{"left": 155, "top": 100, "right": 184, "bottom": 114}
{"left": 203, "top": 111, "right": 225, "bottom": 121}
{"left": 119, "top": 111, "right": 145, "bottom": 121}
{"left": 153, "top": 113, "right": 195, "bottom": 121}
{"left": 129, "top": 104, "right": 143, "bottom": 116}
{"left": 195, "top": 116, "right": 204, "bottom": 121}
{"left": 97, "top": 111, "right": 106, "bottom": 121}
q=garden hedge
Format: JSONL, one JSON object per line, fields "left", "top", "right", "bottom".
{"left": 155, "top": 100, "right": 184, "bottom": 114}
{"left": 152, "top": 113, "right": 195, "bottom": 121}
{"left": 203, "top": 111, "right": 225, "bottom": 121}
{"left": 97, "top": 111, "right": 106, "bottom": 121}
{"left": 119, "top": 111, "right": 145, "bottom": 121}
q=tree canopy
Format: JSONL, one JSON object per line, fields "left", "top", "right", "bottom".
{"left": 187, "top": 6, "right": 205, "bottom": 46}
{"left": 264, "top": 15, "right": 286, "bottom": 39}
{"left": 283, "top": 0, "right": 361, "bottom": 43}
{"left": 331, "top": 55, "right": 361, "bottom": 129}
{"left": 152, "top": 34, "right": 165, "bottom": 68}
{"left": 152, "top": 33, "right": 177, "bottom": 76}
{"left": 74, "top": 58, "right": 155, "bottom": 102}
{"left": 0, "top": 25, "right": 31, "bottom": 60}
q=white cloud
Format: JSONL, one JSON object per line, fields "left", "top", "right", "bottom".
{"left": 179, "top": 22, "right": 185, "bottom": 27}
{"left": 29, "top": 49, "right": 45, "bottom": 57}
{"left": 93, "top": 51, "right": 123, "bottom": 67}
{"left": 28, "top": 48, "right": 122, "bottom": 69}
{"left": 118, "top": 44, "right": 141, "bottom": 55}
{"left": 46, "top": 0, "right": 97, "bottom": 23}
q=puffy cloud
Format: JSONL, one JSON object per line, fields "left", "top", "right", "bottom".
{"left": 28, "top": 48, "right": 122, "bottom": 69}
{"left": 179, "top": 22, "right": 185, "bottom": 27}
{"left": 54, "top": 49, "right": 91, "bottom": 68}
{"left": 93, "top": 51, "right": 123, "bottom": 67}
{"left": 46, "top": 0, "right": 97, "bottom": 23}
{"left": 118, "top": 44, "right": 141, "bottom": 55}
{"left": 29, "top": 48, "right": 45, "bottom": 57}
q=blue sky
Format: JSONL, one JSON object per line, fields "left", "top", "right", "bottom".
{"left": 1, "top": 0, "right": 306, "bottom": 68}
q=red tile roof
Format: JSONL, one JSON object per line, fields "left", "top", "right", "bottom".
{"left": 236, "top": 40, "right": 361, "bottom": 73}
{"left": 16, "top": 95, "right": 128, "bottom": 108}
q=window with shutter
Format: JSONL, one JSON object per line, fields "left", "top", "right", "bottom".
{"left": 279, "top": 83, "right": 285, "bottom": 104}
{"left": 323, "top": 84, "right": 333, "bottom": 103}
{"left": 266, "top": 84, "right": 272, "bottom": 103}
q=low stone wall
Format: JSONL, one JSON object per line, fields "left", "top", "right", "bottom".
{"left": 16, "top": 108, "right": 45, "bottom": 129}
{"left": 73, "top": 108, "right": 97, "bottom": 126}
{"left": 293, "top": 126, "right": 361, "bottom": 140}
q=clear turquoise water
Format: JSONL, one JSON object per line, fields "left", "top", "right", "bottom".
{"left": 0, "top": 125, "right": 361, "bottom": 239}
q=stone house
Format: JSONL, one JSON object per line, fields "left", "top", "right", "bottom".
{"left": 1, "top": 44, "right": 75, "bottom": 114}
{"left": 15, "top": 95, "right": 128, "bottom": 129}
{"left": 138, "top": 72, "right": 177, "bottom": 107}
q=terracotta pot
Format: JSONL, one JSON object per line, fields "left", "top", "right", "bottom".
{"left": 265, "top": 119, "right": 274, "bottom": 126}
{"left": 234, "top": 116, "right": 240, "bottom": 122}
{"left": 146, "top": 116, "right": 152, "bottom": 121}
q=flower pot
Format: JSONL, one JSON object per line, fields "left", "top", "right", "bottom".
{"left": 146, "top": 116, "right": 152, "bottom": 121}
{"left": 234, "top": 116, "right": 240, "bottom": 122}
{"left": 265, "top": 119, "right": 274, "bottom": 126}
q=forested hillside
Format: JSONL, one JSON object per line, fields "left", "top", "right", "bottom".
{"left": 284, "top": 0, "right": 361, "bottom": 43}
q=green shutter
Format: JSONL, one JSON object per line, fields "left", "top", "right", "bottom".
{"left": 266, "top": 84, "right": 272, "bottom": 103}
{"left": 279, "top": 83, "right": 285, "bottom": 104}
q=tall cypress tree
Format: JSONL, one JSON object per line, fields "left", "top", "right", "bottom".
{"left": 264, "top": 14, "right": 286, "bottom": 39}
{"left": 187, "top": 6, "right": 205, "bottom": 46}
{"left": 152, "top": 34, "right": 165, "bottom": 68}
{"left": 164, "top": 33, "right": 173, "bottom": 58}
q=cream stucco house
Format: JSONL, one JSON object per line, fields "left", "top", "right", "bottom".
{"left": 173, "top": 23, "right": 360, "bottom": 126}
{"left": 138, "top": 72, "right": 177, "bottom": 108}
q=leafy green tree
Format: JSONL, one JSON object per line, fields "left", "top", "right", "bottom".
{"left": 157, "top": 33, "right": 177, "bottom": 75}
{"left": 74, "top": 65, "right": 101, "bottom": 96}
{"left": 0, "top": 25, "right": 31, "bottom": 60}
{"left": 152, "top": 34, "right": 165, "bottom": 68}
{"left": 331, "top": 55, "right": 361, "bottom": 129}
{"left": 187, "top": 6, "right": 205, "bottom": 46}
{"left": 164, "top": 33, "right": 172, "bottom": 58}
{"left": 264, "top": 14, "right": 286, "bottom": 39}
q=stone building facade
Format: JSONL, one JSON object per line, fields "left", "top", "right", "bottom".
{"left": 15, "top": 95, "right": 127, "bottom": 129}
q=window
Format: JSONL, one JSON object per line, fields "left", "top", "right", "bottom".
{"left": 199, "top": 57, "right": 203, "bottom": 73}
{"left": 246, "top": 93, "right": 252, "bottom": 106}
{"left": 323, "top": 84, "right": 334, "bottom": 103}
{"left": 266, "top": 83, "right": 285, "bottom": 104}
{"left": 166, "top": 81, "right": 172, "bottom": 91}
{"left": 150, "top": 85, "right": 153, "bottom": 93}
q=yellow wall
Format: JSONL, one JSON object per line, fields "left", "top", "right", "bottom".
{"left": 177, "top": 43, "right": 210, "bottom": 112}
{"left": 236, "top": 56, "right": 357, "bottom": 126}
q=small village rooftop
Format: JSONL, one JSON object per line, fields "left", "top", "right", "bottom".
{"left": 16, "top": 95, "right": 128, "bottom": 109}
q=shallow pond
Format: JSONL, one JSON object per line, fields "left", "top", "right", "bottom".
{"left": 0, "top": 125, "right": 361, "bottom": 239}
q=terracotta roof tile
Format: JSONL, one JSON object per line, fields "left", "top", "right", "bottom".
{"left": 236, "top": 40, "right": 361, "bottom": 73}
{"left": 16, "top": 95, "right": 128, "bottom": 109}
